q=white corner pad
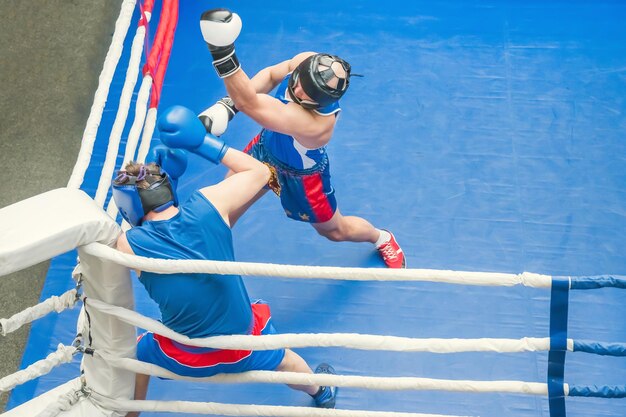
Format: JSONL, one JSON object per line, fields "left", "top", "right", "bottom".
{"left": 0, "top": 188, "right": 121, "bottom": 277}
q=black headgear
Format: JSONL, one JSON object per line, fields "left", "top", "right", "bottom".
{"left": 111, "top": 165, "right": 178, "bottom": 226}
{"left": 287, "top": 53, "right": 351, "bottom": 110}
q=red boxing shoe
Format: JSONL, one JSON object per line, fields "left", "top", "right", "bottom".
{"left": 377, "top": 231, "right": 406, "bottom": 268}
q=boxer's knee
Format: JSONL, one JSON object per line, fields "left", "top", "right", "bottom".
{"left": 313, "top": 217, "right": 346, "bottom": 242}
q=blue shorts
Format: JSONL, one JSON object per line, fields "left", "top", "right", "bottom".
{"left": 137, "top": 303, "right": 285, "bottom": 377}
{"left": 243, "top": 133, "right": 337, "bottom": 223}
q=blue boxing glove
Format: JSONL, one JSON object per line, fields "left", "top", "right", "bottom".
{"left": 199, "top": 9, "right": 242, "bottom": 78}
{"left": 157, "top": 105, "right": 229, "bottom": 164}
{"left": 148, "top": 144, "right": 188, "bottom": 189}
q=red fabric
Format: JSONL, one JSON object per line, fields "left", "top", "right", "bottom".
{"left": 243, "top": 134, "right": 262, "bottom": 153}
{"left": 149, "top": 0, "right": 178, "bottom": 108}
{"left": 139, "top": 0, "right": 179, "bottom": 108}
{"left": 302, "top": 173, "right": 334, "bottom": 222}
{"left": 153, "top": 303, "right": 272, "bottom": 367}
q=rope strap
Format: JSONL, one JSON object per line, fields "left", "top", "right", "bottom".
{"left": 547, "top": 277, "right": 569, "bottom": 417}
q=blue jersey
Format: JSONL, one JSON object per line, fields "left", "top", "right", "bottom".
{"left": 126, "top": 191, "right": 252, "bottom": 338}
{"left": 261, "top": 75, "right": 341, "bottom": 170}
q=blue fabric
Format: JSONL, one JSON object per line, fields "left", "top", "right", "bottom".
{"left": 570, "top": 275, "right": 626, "bottom": 290}
{"left": 126, "top": 191, "right": 252, "bottom": 337}
{"left": 246, "top": 135, "right": 337, "bottom": 223}
{"left": 136, "top": 317, "right": 285, "bottom": 378}
{"left": 569, "top": 385, "right": 626, "bottom": 399}
{"left": 573, "top": 340, "right": 626, "bottom": 357}
{"left": 10, "top": 1, "right": 626, "bottom": 415}
{"left": 548, "top": 277, "right": 569, "bottom": 417}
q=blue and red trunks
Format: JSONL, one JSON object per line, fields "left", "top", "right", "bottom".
{"left": 244, "top": 133, "right": 337, "bottom": 223}
{"left": 137, "top": 302, "right": 285, "bottom": 377}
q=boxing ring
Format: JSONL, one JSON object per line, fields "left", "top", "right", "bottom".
{"left": 2, "top": 1, "right": 626, "bottom": 416}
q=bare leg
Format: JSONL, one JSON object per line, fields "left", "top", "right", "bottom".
{"left": 225, "top": 168, "right": 269, "bottom": 226}
{"left": 312, "top": 209, "right": 380, "bottom": 243}
{"left": 275, "top": 349, "right": 319, "bottom": 395}
{"left": 125, "top": 373, "right": 150, "bottom": 417}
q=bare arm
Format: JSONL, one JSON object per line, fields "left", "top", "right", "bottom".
{"left": 248, "top": 60, "right": 290, "bottom": 94}
{"left": 116, "top": 233, "right": 134, "bottom": 254}
{"left": 116, "top": 233, "right": 142, "bottom": 276}
{"left": 249, "top": 51, "right": 312, "bottom": 94}
{"left": 224, "top": 52, "right": 335, "bottom": 149}
{"left": 200, "top": 148, "right": 270, "bottom": 226}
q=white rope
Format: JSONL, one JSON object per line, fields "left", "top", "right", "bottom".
{"left": 94, "top": 350, "right": 548, "bottom": 396}
{"left": 90, "top": 391, "right": 473, "bottom": 417}
{"left": 81, "top": 242, "right": 553, "bottom": 287}
{"left": 0, "top": 289, "right": 78, "bottom": 336}
{"left": 136, "top": 106, "right": 159, "bottom": 163}
{"left": 94, "top": 21, "right": 152, "bottom": 208}
{"left": 84, "top": 297, "right": 568, "bottom": 353}
{"left": 66, "top": 0, "right": 139, "bottom": 190}
{"left": 105, "top": 74, "right": 154, "bottom": 219}
{"left": 0, "top": 344, "right": 77, "bottom": 392}
{"left": 119, "top": 72, "right": 154, "bottom": 167}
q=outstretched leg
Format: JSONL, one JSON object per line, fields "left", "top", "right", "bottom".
{"left": 311, "top": 209, "right": 379, "bottom": 243}
{"left": 312, "top": 209, "right": 406, "bottom": 268}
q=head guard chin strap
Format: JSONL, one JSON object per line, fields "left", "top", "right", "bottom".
{"left": 287, "top": 53, "right": 351, "bottom": 110}
{"left": 111, "top": 165, "right": 178, "bottom": 226}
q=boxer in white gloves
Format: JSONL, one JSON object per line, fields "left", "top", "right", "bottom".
{"left": 196, "top": 9, "right": 406, "bottom": 269}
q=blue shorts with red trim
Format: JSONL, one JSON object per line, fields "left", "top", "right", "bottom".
{"left": 243, "top": 133, "right": 337, "bottom": 223}
{"left": 137, "top": 302, "right": 285, "bottom": 378}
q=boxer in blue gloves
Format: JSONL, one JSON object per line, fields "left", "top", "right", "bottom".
{"left": 113, "top": 106, "right": 337, "bottom": 415}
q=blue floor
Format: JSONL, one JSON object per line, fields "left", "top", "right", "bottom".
{"left": 9, "top": 1, "right": 626, "bottom": 416}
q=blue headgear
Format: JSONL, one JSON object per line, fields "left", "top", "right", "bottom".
{"left": 287, "top": 53, "right": 351, "bottom": 110}
{"left": 111, "top": 165, "right": 178, "bottom": 226}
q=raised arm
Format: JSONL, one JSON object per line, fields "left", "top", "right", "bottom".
{"left": 225, "top": 66, "right": 335, "bottom": 148}
{"left": 248, "top": 52, "right": 311, "bottom": 94}
{"left": 199, "top": 10, "right": 335, "bottom": 148}
{"left": 157, "top": 105, "right": 269, "bottom": 226}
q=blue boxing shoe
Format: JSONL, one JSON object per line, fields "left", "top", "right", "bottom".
{"left": 311, "top": 363, "right": 337, "bottom": 408}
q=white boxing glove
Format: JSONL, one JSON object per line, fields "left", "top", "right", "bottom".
{"left": 200, "top": 9, "right": 242, "bottom": 77}
{"left": 198, "top": 96, "right": 238, "bottom": 137}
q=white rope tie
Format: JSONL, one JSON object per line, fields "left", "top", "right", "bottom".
{"left": 0, "top": 344, "right": 77, "bottom": 392}
{"left": 34, "top": 386, "right": 85, "bottom": 417}
{"left": 82, "top": 242, "right": 553, "bottom": 287}
{"left": 0, "top": 289, "right": 78, "bottom": 336}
